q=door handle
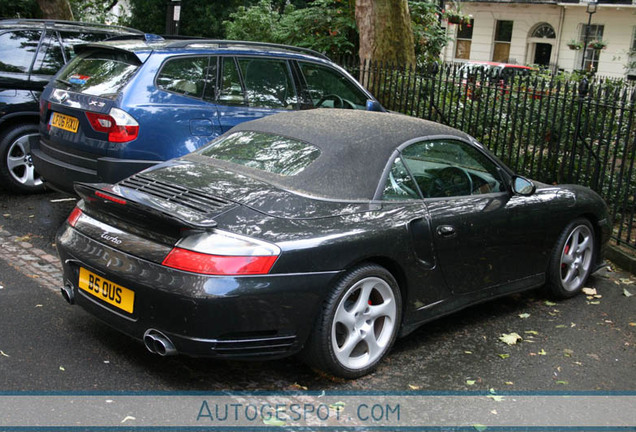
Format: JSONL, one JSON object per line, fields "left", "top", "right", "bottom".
{"left": 436, "top": 225, "right": 456, "bottom": 238}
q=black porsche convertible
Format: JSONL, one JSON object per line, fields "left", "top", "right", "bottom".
{"left": 56, "top": 109, "right": 610, "bottom": 378}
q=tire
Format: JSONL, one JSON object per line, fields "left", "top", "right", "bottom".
{"left": 0, "top": 124, "right": 45, "bottom": 194}
{"left": 546, "top": 218, "right": 596, "bottom": 298}
{"left": 301, "top": 264, "right": 402, "bottom": 378}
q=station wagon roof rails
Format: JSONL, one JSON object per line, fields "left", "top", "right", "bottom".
{"left": 0, "top": 18, "right": 142, "bottom": 34}
{"left": 165, "top": 39, "right": 331, "bottom": 61}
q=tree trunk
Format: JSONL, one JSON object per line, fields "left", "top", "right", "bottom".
{"left": 355, "top": 0, "right": 415, "bottom": 67}
{"left": 37, "top": 0, "right": 74, "bottom": 20}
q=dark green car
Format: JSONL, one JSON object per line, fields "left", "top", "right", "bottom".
{"left": 55, "top": 109, "right": 610, "bottom": 378}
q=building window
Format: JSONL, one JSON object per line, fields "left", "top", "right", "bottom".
{"left": 532, "top": 23, "right": 556, "bottom": 39}
{"left": 455, "top": 20, "right": 474, "bottom": 60}
{"left": 493, "top": 20, "right": 513, "bottom": 62}
{"left": 579, "top": 24, "right": 604, "bottom": 72}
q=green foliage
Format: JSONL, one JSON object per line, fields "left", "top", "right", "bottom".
{"left": 224, "top": 0, "right": 281, "bottom": 42}
{"left": 0, "top": 0, "right": 40, "bottom": 18}
{"left": 224, "top": 0, "right": 356, "bottom": 57}
{"left": 278, "top": 0, "right": 357, "bottom": 57}
{"left": 124, "top": 0, "right": 166, "bottom": 34}
{"left": 409, "top": 1, "right": 449, "bottom": 64}
{"left": 69, "top": 0, "right": 122, "bottom": 24}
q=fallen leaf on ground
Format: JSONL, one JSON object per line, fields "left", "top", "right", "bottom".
{"left": 464, "top": 351, "right": 473, "bottom": 354}
{"left": 59, "top": 366, "right": 65, "bottom": 371}
{"left": 556, "top": 380, "right": 568, "bottom": 385}
{"left": 624, "top": 289, "right": 634, "bottom": 297}
{"left": 329, "top": 402, "right": 345, "bottom": 412}
{"left": 538, "top": 349, "right": 547, "bottom": 355}
{"left": 582, "top": 288, "right": 597, "bottom": 296}
{"left": 14, "top": 235, "right": 31, "bottom": 242}
{"left": 588, "top": 301, "right": 601, "bottom": 305}
{"left": 497, "top": 354, "right": 509, "bottom": 359}
{"left": 466, "top": 380, "right": 476, "bottom": 386}
{"left": 620, "top": 278, "right": 634, "bottom": 285}
{"left": 505, "top": 381, "right": 514, "bottom": 385}
{"left": 545, "top": 301, "right": 557, "bottom": 306}
{"left": 487, "top": 395, "right": 505, "bottom": 402}
{"left": 291, "top": 382, "right": 308, "bottom": 390}
{"left": 499, "top": 333, "right": 522, "bottom": 345}
{"left": 473, "top": 424, "right": 487, "bottom": 432}
{"left": 35, "top": 304, "right": 42, "bottom": 308}
{"left": 629, "top": 323, "right": 636, "bottom": 327}
{"left": 408, "top": 384, "right": 420, "bottom": 390}
{"left": 263, "top": 416, "right": 287, "bottom": 426}
{"left": 121, "top": 416, "right": 135, "bottom": 423}
{"left": 563, "top": 349, "right": 574, "bottom": 357}
{"left": 518, "top": 313, "right": 530, "bottom": 319}
{"left": 0, "top": 351, "right": 9, "bottom": 357}
{"left": 525, "top": 330, "right": 539, "bottom": 335}
{"left": 0, "top": 285, "right": 4, "bottom": 289}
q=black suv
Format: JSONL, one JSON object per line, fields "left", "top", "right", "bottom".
{"left": 0, "top": 19, "right": 142, "bottom": 193}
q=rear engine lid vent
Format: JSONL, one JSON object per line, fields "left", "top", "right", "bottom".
{"left": 118, "top": 174, "right": 236, "bottom": 216}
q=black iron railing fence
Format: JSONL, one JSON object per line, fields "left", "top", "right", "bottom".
{"left": 340, "top": 59, "right": 636, "bottom": 249}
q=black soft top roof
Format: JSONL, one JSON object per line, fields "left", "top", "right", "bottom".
{"left": 199, "top": 109, "right": 469, "bottom": 201}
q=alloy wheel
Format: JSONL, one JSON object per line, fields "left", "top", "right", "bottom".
{"left": 331, "top": 276, "right": 397, "bottom": 370}
{"left": 559, "top": 224, "right": 594, "bottom": 292}
{"left": 6, "top": 133, "right": 42, "bottom": 188}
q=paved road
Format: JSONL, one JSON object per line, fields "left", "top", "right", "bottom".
{"left": 0, "top": 190, "right": 634, "bottom": 392}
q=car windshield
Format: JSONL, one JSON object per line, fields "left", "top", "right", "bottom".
{"left": 55, "top": 49, "right": 140, "bottom": 98}
{"left": 200, "top": 131, "right": 321, "bottom": 176}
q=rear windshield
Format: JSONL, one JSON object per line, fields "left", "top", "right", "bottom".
{"left": 55, "top": 49, "right": 140, "bottom": 98}
{"left": 200, "top": 131, "right": 320, "bottom": 176}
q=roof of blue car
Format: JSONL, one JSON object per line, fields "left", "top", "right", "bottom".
{"left": 74, "top": 37, "right": 331, "bottom": 61}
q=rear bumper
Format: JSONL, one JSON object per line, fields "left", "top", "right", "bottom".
{"left": 31, "top": 137, "right": 160, "bottom": 194}
{"left": 56, "top": 224, "right": 339, "bottom": 359}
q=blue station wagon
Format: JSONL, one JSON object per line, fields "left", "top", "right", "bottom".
{"left": 32, "top": 37, "right": 383, "bottom": 194}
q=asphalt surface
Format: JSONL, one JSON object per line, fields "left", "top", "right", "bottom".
{"left": 0, "top": 189, "right": 635, "bottom": 392}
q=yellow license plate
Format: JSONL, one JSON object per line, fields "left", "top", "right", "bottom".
{"left": 78, "top": 267, "right": 135, "bottom": 313}
{"left": 50, "top": 112, "right": 79, "bottom": 133}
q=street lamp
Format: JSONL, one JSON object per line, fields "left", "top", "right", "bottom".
{"left": 580, "top": 0, "right": 598, "bottom": 70}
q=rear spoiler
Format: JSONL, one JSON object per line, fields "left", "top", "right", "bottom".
{"left": 75, "top": 182, "right": 218, "bottom": 230}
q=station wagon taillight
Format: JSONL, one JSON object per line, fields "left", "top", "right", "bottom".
{"left": 86, "top": 108, "right": 139, "bottom": 143}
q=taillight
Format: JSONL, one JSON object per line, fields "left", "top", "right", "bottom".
{"left": 162, "top": 231, "right": 280, "bottom": 276}
{"left": 85, "top": 108, "right": 139, "bottom": 143}
{"left": 67, "top": 207, "right": 83, "bottom": 227}
{"left": 95, "top": 190, "right": 127, "bottom": 205}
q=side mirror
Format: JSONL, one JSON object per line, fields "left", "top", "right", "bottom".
{"left": 512, "top": 176, "right": 536, "bottom": 196}
{"left": 366, "top": 99, "right": 383, "bottom": 112}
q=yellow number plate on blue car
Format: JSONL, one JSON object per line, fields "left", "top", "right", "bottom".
{"left": 50, "top": 112, "right": 79, "bottom": 133}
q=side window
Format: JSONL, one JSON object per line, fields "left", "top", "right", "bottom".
{"left": 218, "top": 57, "right": 246, "bottom": 106}
{"left": 32, "top": 32, "right": 65, "bottom": 75}
{"left": 59, "top": 31, "right": 107, "bottom": 61}
{"left": 156, "top": 56, "right": 208, "bottom": 98}
{"left": 401, "top": 140, "right": 505, "bottom": 198}
{"left": 0, "top": 30, "right": 42, "bottom": 73}
{"left": 237, "top": 58, "right": 297, "bottom": 109}
{"left": 382, "top": 157, "right": 421, "bottom": 201}
{"left": 298, "top": 62, "right": 368, "bottom": 110}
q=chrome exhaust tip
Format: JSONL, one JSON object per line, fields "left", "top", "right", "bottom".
{"left": 61, "top": 284, "right": 75, "bottom": 305}
{"left": 143, "top": 329, "right": 177, "bottom": 356}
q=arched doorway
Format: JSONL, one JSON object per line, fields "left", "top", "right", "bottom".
{"left": 527, "top": 23, "right": 556, "bottom": 67}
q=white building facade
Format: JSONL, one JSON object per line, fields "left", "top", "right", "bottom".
{"left": 441, "top": 0, "right": 636, "bottom": 79}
